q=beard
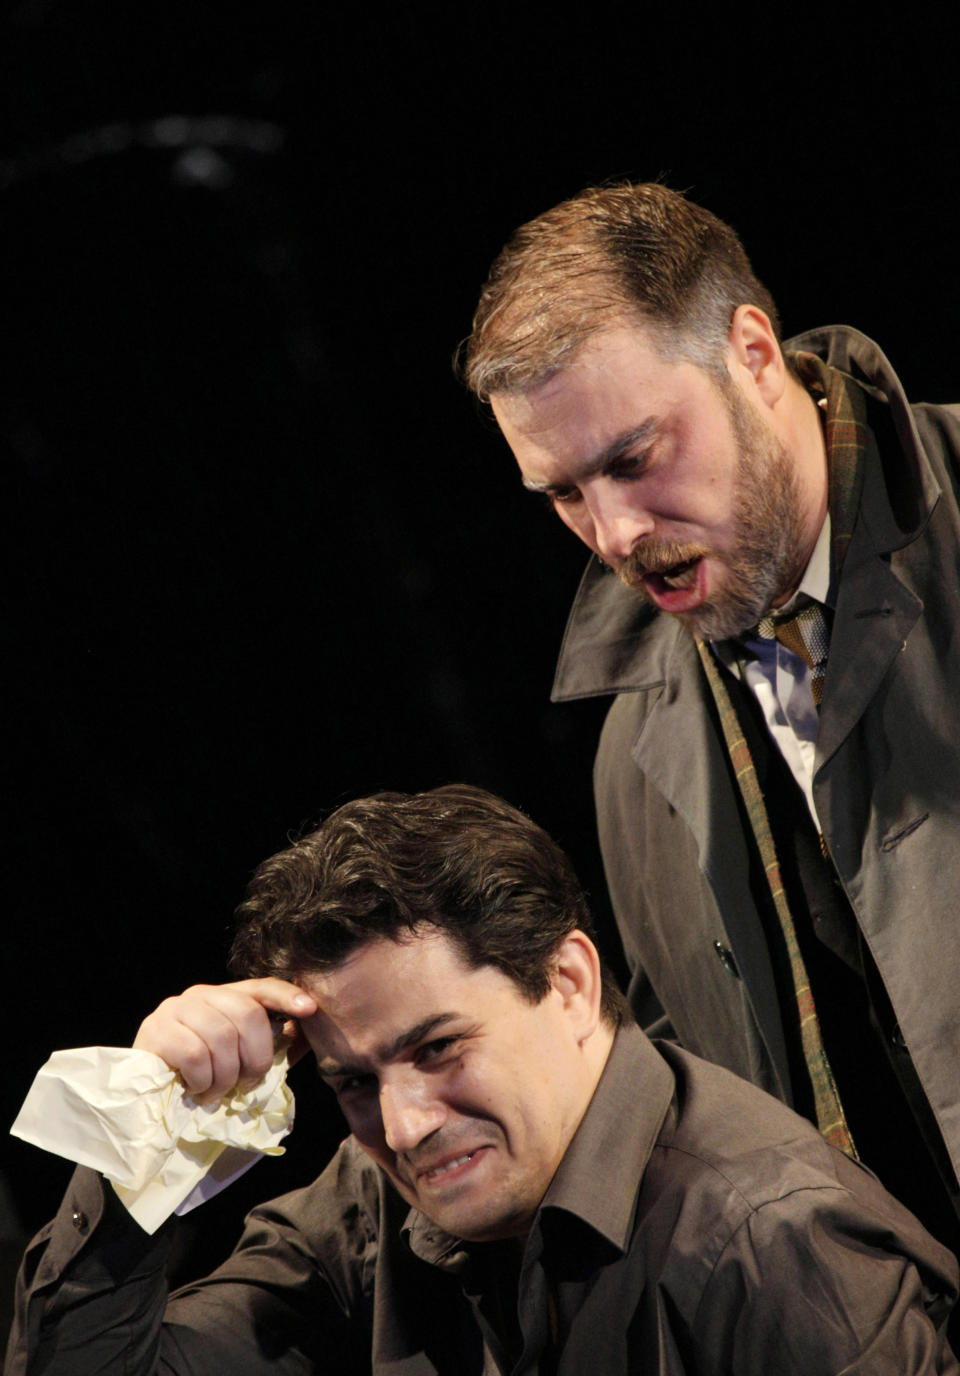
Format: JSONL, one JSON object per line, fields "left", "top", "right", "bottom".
{"left": 615, "top": 379, "right": 808, "bottom": 641}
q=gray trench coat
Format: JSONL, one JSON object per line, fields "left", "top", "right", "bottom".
{"left": 552, "top": 326, "right": 960, "bottom": 1181}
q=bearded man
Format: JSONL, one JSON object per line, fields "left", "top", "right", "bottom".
{"left": 460, "top": 181, "right": 960, "bottom": 1265}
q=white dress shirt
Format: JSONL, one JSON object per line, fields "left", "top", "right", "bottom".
{"left": 715, "top": 513, "right": 832, "bottom": 829}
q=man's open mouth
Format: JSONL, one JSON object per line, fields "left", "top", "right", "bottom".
{"left": 645, "top": 556, "right": 701, "bottom": 592}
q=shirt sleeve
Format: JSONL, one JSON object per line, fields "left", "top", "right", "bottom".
{"left": 5, "top": 1156, "right": 375, "bottom": 1375}
{"left": 5, "top": 1166, "right": 174, "bottom": 1375}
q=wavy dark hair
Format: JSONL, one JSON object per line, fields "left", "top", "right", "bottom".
{"left": 230, "top": 784, "right": 626, "bottom": 1026}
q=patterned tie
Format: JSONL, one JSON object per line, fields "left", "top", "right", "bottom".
{"left": 757, "top": 601, "right": 832, "bottom": 708}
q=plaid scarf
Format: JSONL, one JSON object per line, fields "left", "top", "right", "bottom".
{"left": 789, "top": 349, "right": 868, "bottom": 586}
{"left": 694, "top": 355, "right": 869, "bottom": 1160}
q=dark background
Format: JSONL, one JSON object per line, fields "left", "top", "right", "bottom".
{"left": 3, "top": 0, "right": 959, "bottom": 1339}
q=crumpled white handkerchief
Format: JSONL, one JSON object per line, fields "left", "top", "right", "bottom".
{"left": 11, "top": 1045, "right": 295, "bottom": 1234}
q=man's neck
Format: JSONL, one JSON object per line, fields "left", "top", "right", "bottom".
{"left": 783, "top": 372, "right": 829, "bottom": 581}
{"left": 768, "top": 373, "right": 829, "bottom": 609}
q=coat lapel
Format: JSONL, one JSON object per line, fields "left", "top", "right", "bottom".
{"left": 816, "top": 390, "right": 937, "bottom": 773}
{"left": 816, "top": 558, "right": 923, "bottom": 771}
{"left": 630, "top": 624, "right": 794, "bottom": 1098}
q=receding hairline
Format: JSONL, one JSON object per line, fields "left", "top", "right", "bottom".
{"left": 466, "top": 299, "right": 738, "bottom": 404}
{"left": 481, "top": 307, "right": 741, "bottom": 416}
{"left": 459, "top": 180, "right": 780, "bottom": 402}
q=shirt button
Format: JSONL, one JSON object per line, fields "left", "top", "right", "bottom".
{"left": 71, "top": 1208, "right": 88, "bottom": 1233}
{"left": 713, "top": 941, "right": 740, "bottom": 978}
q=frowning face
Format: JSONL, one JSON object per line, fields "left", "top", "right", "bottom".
{"left": 492, "top": 323, "right": 811, "bottom": 640}
{"left": 299, "top": 927, "right": 603, "bottom": 1241}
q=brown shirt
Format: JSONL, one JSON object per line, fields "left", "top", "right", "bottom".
{"left": 7, "top": 1022, "right": 959, "bottom": 1373}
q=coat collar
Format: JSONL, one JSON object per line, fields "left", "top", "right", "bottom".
{"left": 551, "top": 325, "right": 939, "bottom": 704}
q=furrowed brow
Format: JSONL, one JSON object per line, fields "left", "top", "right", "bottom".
{"left": 316, "top": 1013, "right": 461, "bottom": 1080}
{"left": 382, "top": 1013, "right": 461, "bottom": 1061}
{"left": 521, "top": 419, "right": 659, "bottom": 492}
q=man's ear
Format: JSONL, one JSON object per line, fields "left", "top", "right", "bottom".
{"left": 550, "top": 931, "right": 603, "bottom": 1043}
{"left": 727, "top": 304, "right": 785, "bottom": 409}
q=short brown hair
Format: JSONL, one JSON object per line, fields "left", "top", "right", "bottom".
{"left": 459, "top": 181, "right": 779, "bottom": 398}
{"left": 230, "top": 783, "right": 627, "bottom": 1026}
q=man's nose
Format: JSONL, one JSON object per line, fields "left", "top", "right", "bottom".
{"left": 380, "top": 1076, "right": 446, "bottom": 1154}
{"left": 585, "top": 485, "right": 655, "bottom": 563}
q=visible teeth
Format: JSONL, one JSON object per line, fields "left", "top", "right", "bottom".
{"left": 662, "top": 559, "right": 697, "bottom": 589}
{"left": 426, "top": 1153, "right": 474, "bottom": 1180}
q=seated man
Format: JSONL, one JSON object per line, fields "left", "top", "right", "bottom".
{"left": 7, "top": 785, "right": 959, "bottom": 1373}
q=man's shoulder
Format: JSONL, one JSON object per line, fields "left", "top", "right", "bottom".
{"left": 912, "top": 400, "right": 960, "bottom": 488}
{"left": 649, "top": 1041, "right": 851, "bottom": 1196}
{"left": 636, "top": 1045, "right": 959, "bottom": 1371}
{"left": 636, "top": 1042, "right": 928, "bottom": 1298}
{"left": 639, "top": 1041, "right": 935, "bottom": 1264}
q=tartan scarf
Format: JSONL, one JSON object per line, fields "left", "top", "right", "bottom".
{"left": 789, "top": 349, "right": 868, "bottom": 583}
{"left": 694, "top": 355, "right": 869, "bottom": 1160}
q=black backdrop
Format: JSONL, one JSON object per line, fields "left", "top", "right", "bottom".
{"left": 3, "top": 0, "right": 959, "bottom": 1331}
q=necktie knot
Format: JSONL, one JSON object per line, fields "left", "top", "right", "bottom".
{"left": 756, "top": 601, "right": 832, "bottom": 707}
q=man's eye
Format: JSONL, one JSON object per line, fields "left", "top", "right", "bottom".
{"left": 336, "top": 1073, "right": 376, "bottom": 1097}
{"left": 609, "top": 452, "right": 647, "bottom": 480}
{"left": 418, "top": 1036, "right": 459, "bottom": 1064}
{"left": 548, "top": 487, "right": 581, "bottom": 506}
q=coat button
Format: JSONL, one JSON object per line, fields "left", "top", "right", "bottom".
{"left": 713, "top": 941, "right": 740, "bottom": 978}
{"left": 71, "top": 1208, "right": 88, "bottom": 1233}
{"left": 890, "top": 1023, "right": 907, "bottom": 1049}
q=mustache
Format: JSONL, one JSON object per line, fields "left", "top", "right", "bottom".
{"left": 616, "top": 540, "right": 707, "bottom": 588}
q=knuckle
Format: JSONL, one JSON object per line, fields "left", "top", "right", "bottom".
{"left": 178, "top": 1047, "right": 213, "bottom": 1084}
{"left": 181, "top": 983, "right": 216, "bottom": 1003}
{"left": 246, "top": 1048, "right": 274, "bottom": 1080}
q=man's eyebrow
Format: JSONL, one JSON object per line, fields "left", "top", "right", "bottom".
{"left": 522, "top": 419, "right": 659, "bottom": 493}
{"left": 316, "top": 1013, "right": 461, "bottom": 1079}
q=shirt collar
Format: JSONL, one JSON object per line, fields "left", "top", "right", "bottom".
{"left": 538, "top": 1021, "right": 673, "bottom": 1252}
{"left": 777, "top": 510, "right": 833, "bottom": 615}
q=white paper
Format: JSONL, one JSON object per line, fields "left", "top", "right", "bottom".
{"left": 11, "top": 1045, "right": 295, "bottom": 1234}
